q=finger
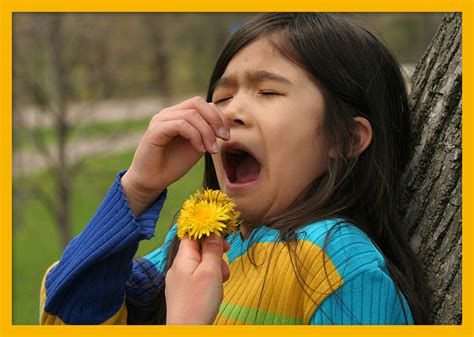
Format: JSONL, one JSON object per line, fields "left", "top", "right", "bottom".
{"left": 171, "top": 96, "right": 230, "bottom": 140}
{"left": 174, "top": 236, "right": 201, "bottom": 274}
{"left": 223, "top": 239, "right": 231, "bottom": 253}
{"left": 158, "top": 109, "right": 220, "bottom": 154}
{"left": 153, "top": 120, "right": 206, "bottom": 153}
{"left": 221, "top": 260, "right": 230, "bottom": 282}
{"left": 201, "top": 233, "right": 225, "bottom": 268}
{"left": 209, "top": 102, "right": 230, "bottom": 139}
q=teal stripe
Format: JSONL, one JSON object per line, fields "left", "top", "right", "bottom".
{"left": 143, "top": 224, "right": 178, "bottom": 273}
{"left": 309, "top": 268, "right": 414, "bottom": 324}
{"left": 218, "top": 301, "right": 304, "bottom": 325}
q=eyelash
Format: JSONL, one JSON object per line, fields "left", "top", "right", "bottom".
{"left": 214, "top": 91, "right": 281, "bottom": 104}
{"left": 214, "top": 97, "right": 231, "bottom": 105}
{"left": 260, "top": 91, "right": 280, "bottom": 97}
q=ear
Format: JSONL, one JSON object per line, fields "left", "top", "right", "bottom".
{"left": 350, "top": 116, "right": 373, "bottom": 157}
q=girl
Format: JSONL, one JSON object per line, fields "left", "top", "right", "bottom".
{"left": 40, "top": 12, "right": 431, "bottom": 325}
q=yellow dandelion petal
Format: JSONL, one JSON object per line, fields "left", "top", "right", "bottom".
{"left": 177, "top": 188, "right": 241, "bottom": 240}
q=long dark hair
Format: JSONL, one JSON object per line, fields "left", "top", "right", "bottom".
{"left": 127, "top": 12, "right": 431, "bottom": 324}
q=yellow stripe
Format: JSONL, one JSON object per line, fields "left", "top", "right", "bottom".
{"left": 215, "top": 241, "right": 343, "bottom": 324}
{"left": 39, "top": 261, "right": 59, "bottom": 324}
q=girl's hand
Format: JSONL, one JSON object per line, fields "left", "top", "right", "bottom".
{"left": 121, "top": 97, "right": 230, "bottom": 215}
{"left": 165, "top": 234, "right": 231, "bottom": 325}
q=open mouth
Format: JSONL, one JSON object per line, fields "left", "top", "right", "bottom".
{"left": 223, "top": 146, "right": 261, "bottom": 185}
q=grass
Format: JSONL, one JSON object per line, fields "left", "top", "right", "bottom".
{"left": 12, "top": 150, "right": 204, "bottom": 324}
{"left": 13, "top": 118, "right": 150, "bottom": 151}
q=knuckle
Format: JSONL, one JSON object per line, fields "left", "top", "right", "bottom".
{"left": 147, "top": 123, "right": 162, "bottom": 135}
{"left": 177, "top": 119, "right": 189, "bottom": 128}
{"left": 159, "top": 107, "right": 171, "bottom": 115}
{"left": 192, "top": 95, "right": 204, "bottom": 103}
{"left": 150, "top": 113, "right": 162, "bottom": 125}
{"left": 198, "top": 266, "right": 219, "bottom": 280}
{"left": 185, "top": 109, "right": 199, "bottom": 119}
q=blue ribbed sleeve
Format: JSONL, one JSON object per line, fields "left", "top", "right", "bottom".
{"left": 43, "top": 170, "right": 167, "bottom": 324}
{"left": 125, "top": 224, "right": 178, "bottom": 302}
{"left": 310, "top": 268, "right": 414, "bottom": 325}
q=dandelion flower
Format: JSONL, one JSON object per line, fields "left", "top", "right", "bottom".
{"left": 177, "top": 188, "right": 241, "bottom": 240}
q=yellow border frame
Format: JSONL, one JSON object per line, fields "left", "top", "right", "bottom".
{"left": 1, "top": 1, "right": 472, "bottom": 336}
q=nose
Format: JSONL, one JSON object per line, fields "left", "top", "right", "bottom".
{"left": 220, "top": 94, "right": 249, "bottom": 128}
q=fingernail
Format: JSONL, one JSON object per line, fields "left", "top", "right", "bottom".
{"left": 219, "top": 127, "right": 230, "bottom": 140}
{"left": 212, "top": 143, "right": 219, "bottom": 153}
{"left": 200, "top": 144, "right": 206, "bottom": 153}
{"left": 208, "top": 233, "right": 221, "bottom": 244}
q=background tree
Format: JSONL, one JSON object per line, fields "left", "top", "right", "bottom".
{"left": 141, "top": 14, "right": 174, "bottom": 98}
{"left": 13, "top": 13, "right": 124, "bottom": 247}
{"left": 14, "top": 13, "right": 81, "bottom": 247}
{"left": 400, "top": 12, "right": 462, "bottom": 324}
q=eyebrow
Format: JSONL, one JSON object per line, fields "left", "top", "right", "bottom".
{"left": 213, "top": 70, "right": 293, "bottom": 90}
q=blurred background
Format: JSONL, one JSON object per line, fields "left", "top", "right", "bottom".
{"left": 12, "top": 12, "right": 445, "bottom": 324}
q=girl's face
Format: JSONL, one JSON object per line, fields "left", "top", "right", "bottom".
{"left": 211, "top": 37, "right": 329, "bottom": 231}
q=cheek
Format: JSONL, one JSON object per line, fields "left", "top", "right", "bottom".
{"left": 270, "top": 117, "right": 323, "bottom": 155}
{"left": 269, "top": 125, "right": 327, "bottom": 182}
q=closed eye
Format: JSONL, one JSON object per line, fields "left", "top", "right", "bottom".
{"left": 259, "top": 91, "right": 282, "bottom": 97}
{"left": 214, "top": 91, "right": 282, "bottom": 104}
{"left": 214, "top": 97, "right": 232, "bottom": 105}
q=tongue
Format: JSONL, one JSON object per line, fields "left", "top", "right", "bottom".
{"left": 235, "top": 155, "right": 260, "bottom": 184}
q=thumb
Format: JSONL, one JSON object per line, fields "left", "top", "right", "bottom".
{"left": 173, "top": 236, "right": 201, "bottom": 274}
{"left": 201, "top": 233, "right": 224, "bottom": 268}
{"left": 221, "top": 260, "right": 230, "bottom": 282}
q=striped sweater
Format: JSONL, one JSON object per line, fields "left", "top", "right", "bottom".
{"left": 40, "top": 170, "right": 414, "bottom": 325}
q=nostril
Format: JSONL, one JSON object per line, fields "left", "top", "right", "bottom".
{"left": 234, "top": 118, "right": 245, "bottom": 126}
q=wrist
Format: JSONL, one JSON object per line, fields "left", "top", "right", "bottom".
{"left": 166, "top": 313, "right": 212, "bottom": 325}
{"left": 121, "top": 172, "right": 163, "bottom": 216}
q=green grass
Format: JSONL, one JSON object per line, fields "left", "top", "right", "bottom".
{"left": 12, "top": 150, "right": 204, "bottom": 324}
{"left": 13, "top": 118, "right": 150, "bottom": 151}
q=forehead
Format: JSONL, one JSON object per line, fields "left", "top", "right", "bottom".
{"left": 221, "top": 37, "right": 309, "bottom": 83}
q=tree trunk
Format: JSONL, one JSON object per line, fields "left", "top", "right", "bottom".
{"left": 400, "top": 12, "right": 462, "bottom": 324}
{"left": 142, "top": 15, "right": 172, "bottom": 98}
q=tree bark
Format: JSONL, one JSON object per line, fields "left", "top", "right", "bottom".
{"left": 400, "top": 12, "right": 462, "bottom": 324}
